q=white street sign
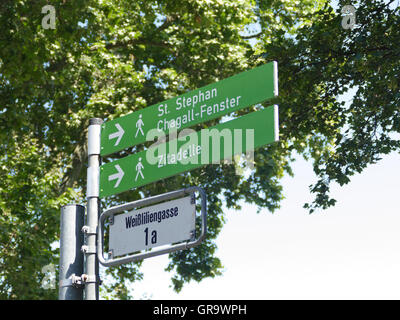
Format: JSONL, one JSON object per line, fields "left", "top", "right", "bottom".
{"left": 109, "top": 196, "right": 196, "bottom": 257}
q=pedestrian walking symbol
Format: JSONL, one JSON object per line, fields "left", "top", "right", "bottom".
{"left": 135, "top": 114, "right": 144, "bottom": 138}
{"left": 135, "top": 157, "right": 144, "bottom": 181}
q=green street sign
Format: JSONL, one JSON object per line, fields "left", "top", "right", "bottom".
{"left": 100, "top": 62, "right": 278, "bottom": 156}
{"left": 99, "top": 105, "right": 279, "bottom": 198}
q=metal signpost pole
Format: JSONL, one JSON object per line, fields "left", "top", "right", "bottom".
{"left": 59, "top": 204, "right": 85, "bottom": 300}
{"left": 85, "top": 118, "right": 103, "bottom": 300}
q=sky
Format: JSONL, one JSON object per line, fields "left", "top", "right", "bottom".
{"left": 129, "top": 149, "right": 400, "bottom": 300}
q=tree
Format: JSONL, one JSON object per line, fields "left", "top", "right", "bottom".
{"left": 0, "top": 0, "right": 398, "bottom": 299}
{"left": 257, "top": 0, "right": 400, "bottom": 212}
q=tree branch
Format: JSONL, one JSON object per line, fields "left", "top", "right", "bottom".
{"left": 59, "top": 128, "right": 88, "bottom": 194}
{"left": 241, "top": 32, "right": 263, "bottom": 40}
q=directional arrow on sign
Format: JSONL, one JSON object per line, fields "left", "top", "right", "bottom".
{"left": 108, "top": 123, "right": 125, "bottom": 146}
{"left": 108, "top": 164, "right": 124, "bottom": 188}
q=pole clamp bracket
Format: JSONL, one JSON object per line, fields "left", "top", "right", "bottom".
{"left": 81, "top": 245, "right": 96, "bottom": 254}
{"left": 81, "top": 225, "right": 97, "bottom": 235}
{"left": 81, "top": 274, "right": 102, "bottom": 285}
{"left": 59, "top": 274, "right": 83, "bottom": 288}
